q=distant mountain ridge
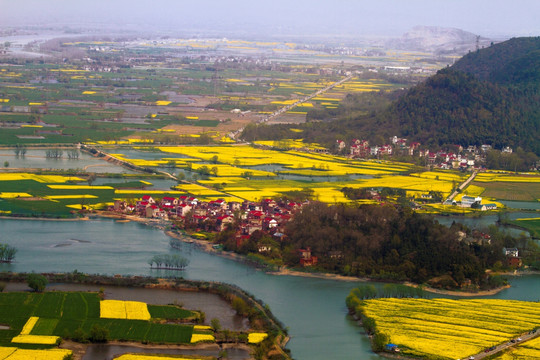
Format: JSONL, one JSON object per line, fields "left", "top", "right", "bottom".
{"left": 386, "top": 26, "right": 491, "bottom": 54}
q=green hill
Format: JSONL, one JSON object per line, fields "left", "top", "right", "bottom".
{"left": 381, "top": 37, "right": 540, "bottom": 154}
{"left": 242, "top": 37, "right": 540, "bottom": 156}
{"left": 380, "top": 68, "right": 539, "bottom": 153}
{"left": 377, "top": 36, "right": 540, "bottom": 153}
{"left": 452, "top": 37, "right": 540, "bottom": 85}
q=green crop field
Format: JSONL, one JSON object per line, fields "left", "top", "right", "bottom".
{"left": 474, "top": 180, "right": 540, "bottom": 201}
{"left": 0, "top": 291, "right": 197, "bottom": 347}
{"left": 509, "top": 218, "right": 540, "bottom": 238}
{"left": 148, "top": 305, "right": 195, "bottom": 320}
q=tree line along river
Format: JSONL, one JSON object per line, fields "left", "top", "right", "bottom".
{"left": 0, "top": 218, "right": 539, "bottom": 360}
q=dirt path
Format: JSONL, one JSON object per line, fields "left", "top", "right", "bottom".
{"left": 445, "top": 170, "right": 478, "bottom": 203}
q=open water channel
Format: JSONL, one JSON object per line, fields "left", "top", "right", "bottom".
{"left": 1, "top": 218, "right": 539, "bottom": 360}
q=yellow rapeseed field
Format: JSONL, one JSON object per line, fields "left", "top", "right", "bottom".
{"left": 354, "top": 175, "right": 454, "bottom": 197}
{"left": 0, "top": 348, "right": 72, "bottom": 360}
{"left": 0, "top": 193, "right": 33, "bottom": 198}
{"left": 100, "top": 300, "right": 151, "bottom": 320}
{"left": 0, "top": 173, "right": 83, "bottom": 183}
{"left": 248, "top": 333, "right": 268, "bottom": 344}
{"left": 45, "top": 195, "right": 98, "bottom": 200}
{"left": 19, "top": 317, "right": 38, "bottom": 335}
{"left": 496, "top": 336, "right": 540, "bottom": 359}
{"left": 174, "top": 184, "right": 225, "bottom": 196}
{"left": 11, "top": 335, "right": 60, "bottom": 345}
{"left": 190, "top": 163, "right": 275, "bottom": 177}
{"left": 193, "top": 325, "right": 212, "bottom": 331}
{"left": 114, "top": 190, "right": 185, "bottom": 195}
{"left": 190, "top": 334, "right": 215, "bottom": 343}
{"left": 362, "top": 298, "right": 540, "bottom": 360}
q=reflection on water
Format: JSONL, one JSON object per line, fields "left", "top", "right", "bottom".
{"left": 435, "top": 211, "right": 539, "bottom": 237}
{"left": 0, "top": 149, "right": 136, "bottom": 173}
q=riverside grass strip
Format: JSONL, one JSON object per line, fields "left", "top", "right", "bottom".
{"left": 360, "top": 298, "right": 540, "bottom": 360}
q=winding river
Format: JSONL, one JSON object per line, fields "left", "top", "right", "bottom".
{"left": 1, "top": 218, "right": 539, "bottom": 359}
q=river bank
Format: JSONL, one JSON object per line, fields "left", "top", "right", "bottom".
{"left": 61, "top": 340, "right": 239, "bottom": 360}
{"left": 0, "top": 215, "right": 90, "bottom": 221}
{"left": 163, "top": 222, "right": 515, "bottom": 296}
{"left": 1, "top": 211, "right": 524, "bottom": 297}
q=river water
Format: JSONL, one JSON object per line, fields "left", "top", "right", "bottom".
{"left": 0, "top": 149, "right": 136, "bottom": 173}
{"left": 1, "top": 218, "right": 539, "bottom": 360}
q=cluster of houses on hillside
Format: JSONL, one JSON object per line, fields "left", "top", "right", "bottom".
{"left": 109, "top": 194, "right": 308, "bottom": 248}
{"left": 341, "top": 136, "right": 421, "bottom": 158}
{"left": 108, "top": 195, "right": 322, "bottom": 266}
{"left": 338, "top": 137, "right": 516, "bottom": 171}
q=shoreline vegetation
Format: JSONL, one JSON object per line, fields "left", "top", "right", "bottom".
{"left": 3, "top": 211, "right": 537, "bottom": 297}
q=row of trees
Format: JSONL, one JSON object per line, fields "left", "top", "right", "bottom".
{"left": 13, "top": 144, "right": 27, "bottom": 157}
{"left": 45, "top": 148, "right": 80, "bottom": 159}
{"left": 148, "top": 254, "right": 189, "bottom": 270}
{"left": 0, "top": 243, "right": 17, "bottom": 263}
{"left": 45, "top": 148, "right": 63, "bottom": 158}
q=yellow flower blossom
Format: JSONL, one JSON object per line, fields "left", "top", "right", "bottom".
{"left": 20, "top": 317, "right": 38, "bottom": 335}
{"left": 248, "top": 332, "right": 268, "bottom": 343}
{"left": 100, "top": 300, "right": 151, "bottom": 320}
{"left": 11, "top": 335, "right": 60, "bottom": 345}
{"left": 190, "top": 333, "right": 215, "bottom": 343}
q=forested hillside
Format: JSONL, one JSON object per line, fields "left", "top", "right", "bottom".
{"left": 282, "top": 202, "right": 520, "bottom": 288}
{"left": 241, "top": 37, "right": 540, "bottom": 155}
{"left": 378, "top": 68, "right": 540, "bottom": 153}
{"left": 452, "top": 37, "right": 540, "bottom": 85}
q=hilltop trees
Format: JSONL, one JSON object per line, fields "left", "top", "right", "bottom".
{"left": 283, "top": 202, "right": 500, "bottom": 287}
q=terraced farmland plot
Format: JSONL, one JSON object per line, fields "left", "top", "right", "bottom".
{"left": 360, "top": 298, "right": 540, "bottom": 360}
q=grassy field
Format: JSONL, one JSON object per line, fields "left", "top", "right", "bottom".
{"left": 508, "top": 218, "right": 540, "bottom": 238}
{"left": 473, "top": 180, "right": 540, "bottom": 201}
{"left": 359, "top": 298, "right": 540, "bottom": 360}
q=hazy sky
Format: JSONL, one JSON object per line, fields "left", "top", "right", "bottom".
{"left": 1, "top": 0, "right": 539, "bottom": 38}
